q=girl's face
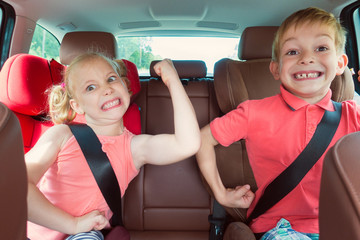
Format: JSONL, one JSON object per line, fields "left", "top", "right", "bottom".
{"left": 69, "top": 57, "right": 130, "bottom": 126}
{"left": 270, "top": 22, "right": 347, "bottom": 104}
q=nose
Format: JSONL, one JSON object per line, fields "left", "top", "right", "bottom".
{"left": 103, "top": 84, "right": 114, "bottom": 95}
{"left": 299, "top": 51, "right": 314, "bottom": 65}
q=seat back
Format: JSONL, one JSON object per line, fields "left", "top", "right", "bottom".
{"left": 319, "top": 132, "right": 360, "bottom": 240}
{"left": 213, "top": 26, "right": 279, "bottom": 222}
{"left": 213, "top": 26, "right": 355, "bottom": 224}
{"left": 124, "top": 60, "right": 220, "bottom": 239}
{"left": 0, "top": 102, "right": 27, "bottom": 240}
{"left": 0, "top": 54, "right": 64, "bottom": 152}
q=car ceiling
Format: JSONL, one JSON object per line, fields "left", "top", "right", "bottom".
{"left": 4, "top": 0, "right": 357, "bottom": 40}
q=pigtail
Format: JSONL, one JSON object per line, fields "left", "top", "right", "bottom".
{"left": 48, "top": 84, "right": 76, "bottom": 124}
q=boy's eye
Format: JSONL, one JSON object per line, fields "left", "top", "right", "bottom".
{"left": 286, "top": 50, "right": 298, "bottom": 55}
{"left": 316, "top": 46, "right": 328, "bottom": 52}
{"left": 86, "top": 85, "right": 96, "bottom": 92}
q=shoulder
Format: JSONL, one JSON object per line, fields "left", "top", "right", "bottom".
{"left": 41, "top": 124, "right": 73, "bottom": 148}
{"left": 46, "top": 124, "right": 72, "bottom": 137}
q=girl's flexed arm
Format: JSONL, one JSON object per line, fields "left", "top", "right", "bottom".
{"left": 132, "top": 59, "right": 200, "bottom": 168}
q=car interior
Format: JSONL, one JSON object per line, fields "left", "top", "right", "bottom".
{"left": 0, "top": 102, "right": 27, "bottom": 240}
{"left": 0, "top": 0, "right": 360, "bottom": 239}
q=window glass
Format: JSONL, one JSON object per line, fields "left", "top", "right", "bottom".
{"left": 0, "top": 8, "right": 3, "bottom": 25}
{"left": 29, "top": 25, "right": 60, "bottom": 61}
{"left": 116, "top": 36, "right": 239, "bottom": 76}
{"left": 0, "top": 1, "right": 15, "bottom": 68}
{"left": 353, "top": 8, "right": 360, "bottom": 61}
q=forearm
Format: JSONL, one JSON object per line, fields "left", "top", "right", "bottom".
{"left": 196, "top": 146, "right": 227, "bottom": 202}
{"left": 27, "top": 183, "right": 77, "bottom": 235}
{"left": 196, "top": 126, "right": 227, "bottom": 203}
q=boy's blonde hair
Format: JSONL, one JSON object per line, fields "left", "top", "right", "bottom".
{"left": 48, "top": 52, "right": 130, "bottom": 124}
{"left": 272, "top": 7, "right": 347, "bottom": 62}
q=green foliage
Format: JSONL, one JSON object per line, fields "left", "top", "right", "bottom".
{"left": 29, "top": 25, "right": 60, "bottom": 61}
{"left": 117, "top": 37, "right": 161, "bottom": 72}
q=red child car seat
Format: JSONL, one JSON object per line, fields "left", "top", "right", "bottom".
{"left": 0, "top": 53, "right": 142, "bottom": 153}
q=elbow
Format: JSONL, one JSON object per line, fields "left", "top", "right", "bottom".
{"left": 182, "top": 131, "right": 201, "bottom": 157}
{"left": 190, "top": 136, "right": 201, "bottom": 156}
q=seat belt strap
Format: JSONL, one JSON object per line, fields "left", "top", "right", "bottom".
{"left": 247, "top": 101, "right": 342, "bottom": 223}
{"left": 68, "top": 124, "right": 123, "bottom": 226}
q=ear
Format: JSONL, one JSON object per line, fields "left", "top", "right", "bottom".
{"left": 269, "top": 61, "right": 281, "bottom": 80}
{"left": 336, "top": 54, "right": 348, "bottom": 76}
{"left": 69, "top": 99, "right": 84, "bottom": 115}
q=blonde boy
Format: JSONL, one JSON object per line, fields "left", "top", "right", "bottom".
{"left": 196, "top": 7, "right": 359, "bottom": 240}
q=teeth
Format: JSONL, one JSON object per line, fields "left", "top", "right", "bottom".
{"left": 295, "top": 72, "right": 319, "bottom": 79}
{"left": 102, "top": 99, "right": 120, "bottom": 110}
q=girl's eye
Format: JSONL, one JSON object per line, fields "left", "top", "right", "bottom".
{"left": 108, "top": 76, "right": 117, "bottom": 82}
{"left": 316, "top": 46, "right": 328, "bottom": 52}
{"left": 86, "top": 85, "right": 96, "bottom": 92}
{"left": 286, "top": 50, "right": 298, "bottom": 55}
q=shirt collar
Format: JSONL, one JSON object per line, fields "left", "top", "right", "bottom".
{"left": 280, "top": 85, "right": 334, "bottom": 111}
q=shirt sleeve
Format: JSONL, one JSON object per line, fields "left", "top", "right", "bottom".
{"left": 210, "top": 100, "right": 249, "bottom": 147}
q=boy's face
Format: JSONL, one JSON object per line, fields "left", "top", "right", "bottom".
{"left": 270, "top": 22, "right": 348, "bottom": 104}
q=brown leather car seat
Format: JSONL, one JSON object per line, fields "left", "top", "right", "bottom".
{"left": 211, "top": 26, "right": 355, "bottom": 239}
{"left": 0, "top": 102, "right": 27, "bottom": 240}
{"left": 319, "top": 132, "right": 360, "bottom": 240}
{"left": 125, "top": 60, "right": 220, "bottom": 240}
{"left": 212, "top": 27, "right": 280, "bottom": 227}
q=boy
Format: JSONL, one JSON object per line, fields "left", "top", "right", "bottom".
{"left": 196, "top": 7, "right": 359, "bottom": 240}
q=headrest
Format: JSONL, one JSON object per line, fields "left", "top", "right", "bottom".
{"left": 149, "top": 60, "right": 207, "bottom": 79}
{"left": 214, "top": 57, "right": 354, "bottom": 114}
{"left": 214, "top": 58, "right": 279, "bottom": 113}
{"left": 238, "top": 26, "right": 278, "bottom": 60}
{"left": 60, "top": 31, "right": 117, "bottom": 65}
{"left": 121, "top": 59, "right": 141, "bottom": 98}
{"left": 0, "top": 54, "right": 64, "bottom": 116}
{"left": 331, "top": 67, "right": 354, "bottom": 102}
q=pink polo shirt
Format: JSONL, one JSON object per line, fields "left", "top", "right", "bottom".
{"left": 210, "top": 85, "right": 360, "bottom": 234}
{"left": 27, "top": 128, "right": 139, "bottom": 240}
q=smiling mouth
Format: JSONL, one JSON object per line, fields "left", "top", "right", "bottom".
{"left": 101, "top": 99, "right": 121, "bottom": 110}
{"left": 294, "top": 72, "right": 322, "bottom": 80}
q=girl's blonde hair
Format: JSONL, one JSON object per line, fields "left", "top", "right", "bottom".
{"left": 48, "top": 52, "right": 130, "bottom": 124}
{"left": 272, "top": 7, "right": 347, "bottom": 62}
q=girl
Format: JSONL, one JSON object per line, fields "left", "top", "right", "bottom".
{"left": 26, "top": 53, "right": 200, "bottom": 240}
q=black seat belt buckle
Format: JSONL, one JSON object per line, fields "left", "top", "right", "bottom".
{"left": 208, "top": 214, "right": 225, "bottom": 238}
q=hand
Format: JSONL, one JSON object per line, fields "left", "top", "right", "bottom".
{"left": 73, "top": 210, "right": 109, "bottom": 234}
{"left": 153, "top": 59, "right": 179, "bottom": 87}
{"left": 217, "top": 184, "right": 255, "bottom": 209}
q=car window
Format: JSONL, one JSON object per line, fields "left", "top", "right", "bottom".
{"left": 116, "top": 36, "right": 239, "bottom": 76}
{"left": 29, "top": 25, "right": 60, "bottom": 61}
{"left": 0, "top": 1, "right": 15, "bottom": 68}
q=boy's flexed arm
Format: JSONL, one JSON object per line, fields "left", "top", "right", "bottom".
{"left": 196, "top": 124, "right": 255, "bottom": 208}
{"left": 132, "top": 59, "right": 200, "bottom": 168}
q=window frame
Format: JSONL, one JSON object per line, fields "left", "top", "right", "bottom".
{"left": 340, "top": 1, "right": 360, "bottom": 94}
